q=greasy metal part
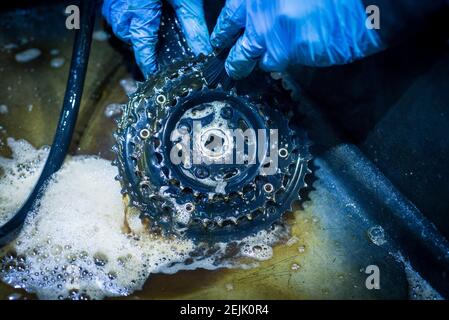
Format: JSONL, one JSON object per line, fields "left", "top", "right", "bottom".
{"left": 113, "top": 57, "right": 312, "bottom": 241}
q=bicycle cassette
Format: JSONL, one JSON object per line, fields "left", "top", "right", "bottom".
{"left": 113, "top": 58, "right": 311, "bottom": 241}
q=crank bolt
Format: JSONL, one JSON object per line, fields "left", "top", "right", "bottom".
{"left": 185, "top": 202, "right": 195, "bottom": 213}
{"left": 220, "top": 106, "right": 233, "bottom": 119}
{"left": 263, "top": 183, "right": 274, "bottom": 193}
{"left": 156, "top": 94, "right": 166, "bottom": 105}
{"left": 278, "top": 148, "right": 288, "bottom": 158}
{"left": 194, "top": 166, "right": 210, "bottom": 179}
{"left": 139, "top": 129, "right": 150, "bottom": 139}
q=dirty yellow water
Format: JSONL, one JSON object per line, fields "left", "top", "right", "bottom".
{"left": 0, "top": 205, "right": 362, "bottom": 300}
{"left": 125, "top": 210, "right": 358, "bottom": 300}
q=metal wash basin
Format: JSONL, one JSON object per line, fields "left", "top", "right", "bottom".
{"left": 0, "top": 0, "right": 448, "bottom": 299}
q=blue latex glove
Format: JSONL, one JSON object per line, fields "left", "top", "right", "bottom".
{"left": 103, "top": 0, "right": 212, "bottom": 78}
{"left": 211, "top": 0, "right": 383, "bottom": 79}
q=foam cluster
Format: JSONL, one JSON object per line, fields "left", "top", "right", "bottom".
{"left": 0, "top": 139, "right": 283, "bottom": 299}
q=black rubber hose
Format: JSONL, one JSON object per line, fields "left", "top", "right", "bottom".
{"left": 0, "top": 0, "right": 97, "bottom": 246}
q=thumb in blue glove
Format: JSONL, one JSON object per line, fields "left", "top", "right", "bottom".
{"left": 210, "top": 0, "right": 383, "bottom": 79}
{"left": 103, "top": 0, "right": 212, "bottom": 78}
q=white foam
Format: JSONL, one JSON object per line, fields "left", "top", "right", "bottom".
{"left": 49, "top": 49, "right": 60, "bottom": 56}
{"left": 3, "top": 43, "right": 18, "bottom": 51}
{"left": 0, "top": 138, "right": 48, "bottom": 225}
{"left": 104, "top": 103, "right": 123, "bottom": 118}
{"left": 0, "top": 104, "right": 8, "bottom": 114}
{"left": 238, "top": 228, "right": 283, "bottom": 261}
{"left": 93, "top": 30, "right": 110, "bottom": 42}
{"left": 119, "top": 78, "right": 137, "bottom": 96}
{"left": 14, "top": 48, "right": 42, "bottom": 63}
{"left": 50, "top": 57, "right": 65, "bottom": 68}
{"left": 0, "top": 139, "right": 285, "bottom": 299}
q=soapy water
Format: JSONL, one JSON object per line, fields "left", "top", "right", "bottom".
{"left": 0, "top": 138, "right": 287, "bottom": 300}
{"left": 104, "top": 103, "right": 124, "bottom": 118}
{"left": 0, "top": 139, "right": 49, "bottom": 223}
{"left": 119, "top": 78, "right": 138, "bottom": 96}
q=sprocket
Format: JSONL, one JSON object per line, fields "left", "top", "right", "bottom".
{"left": 113, "top": 57, "right": 311, "bottom": 241}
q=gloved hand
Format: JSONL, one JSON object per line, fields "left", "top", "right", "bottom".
{"left": 210, "top": 0, "right": 383, "bottom": 79}
{"left": 103, "top": 0, "right": 212, "bottom": 78}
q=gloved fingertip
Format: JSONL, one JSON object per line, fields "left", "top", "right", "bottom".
{"left": 210, "top": 32, "right": 223, "bottom": 50}
{"left": 101, "top": 0, "right": 112, "bottom": 23}
{"left": 134, "top": 48, "right": 158, "bottom": 79}
{"left": 260, "top": 52, "right": 287, "bottom": 73}
{"left": 141, "top": 64, "right": 158, "bottom": 79}
{"left": 224, "top": 60, "right": 236, "bottom": 79}
{"left": 190, "top": 39, "right": 213, "bottom": 56}
{"left": 224, "top": 58, "right": 253, "bottom": 80}
{"left": 224, "top": 36, "right": 260, "bottom": 79}
{"left": 175, "top": 17, "right": 212, "bottom": 56}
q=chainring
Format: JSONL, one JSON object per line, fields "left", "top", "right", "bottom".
{"left": 113, "top": 57, "right": 311, "bottom": 242}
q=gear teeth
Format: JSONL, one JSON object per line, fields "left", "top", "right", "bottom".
{"left": 202, "top": 219, "right": 211, "bottom": 228}
{"left": 112, "top": 132, "right": 120, "bottom": 141}
{"left": 215, "top": 218, "right": 224, "bottom": 227}
{"left": 112, "top": 54, "right": 312, "bottom": 241}
{"left": 135, "top": 81, "right": 143, "bottom": 90}
{"left": 229, "top": 87, "right": 238, "bottom": 97}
